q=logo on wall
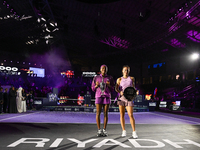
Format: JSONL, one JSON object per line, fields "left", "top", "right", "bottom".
{"left": 48, "top": 93, "right": 58, "bottom": 102}
{"left": 82, "top": 72, "right": 97, "bottom": 77}
{"left": 0, "top": 66, "right": 20, "bottom": 75}
{"left": 61, "top": 70, "right": 74, "bottom": 78}
{"left": 20, "top": 68, "right": 37, "bottom": 77}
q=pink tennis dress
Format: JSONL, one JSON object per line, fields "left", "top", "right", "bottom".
{"left": 117, "top": 76, "right": 134, "bottom": 107}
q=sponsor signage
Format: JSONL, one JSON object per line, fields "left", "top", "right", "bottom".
{"left": 82, "top": 72, "right": 97, "bottom": 77}
{"left": 0, "top": 65, "right": 20, "bottom": 75}
{"left": 149, "top": 102, "right": 156, "bottom": 106}
{"left": 159, "top": 101, "right": 167, "bottom": 108}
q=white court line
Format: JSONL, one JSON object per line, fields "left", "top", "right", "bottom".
{"left": 149, "top": 112, "right": 200, "bottom": 124}
{"left": 0, "top": 112, "right": 40, "bottom": 122}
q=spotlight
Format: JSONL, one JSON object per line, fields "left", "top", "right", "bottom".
{"left": 50, "top": 22, "right": 55, "bottom": 27}
{"left": 37, "top": 18, "right": 40, "bottom": 23}
{"left": 46, "top": 28, "right": 51, "bottom": 32}
{"left": 191, "top": 53, "right": 199, "bottom": 60}
{"left": 52, "top": 28, "right": 59, "bottom": 32}
{"left": 41, "top": 17, "right": 46, "bottom": 22}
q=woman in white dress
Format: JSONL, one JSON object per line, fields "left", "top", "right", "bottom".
{"left": 16, "top": 87, "right": 23, "bottom": 113}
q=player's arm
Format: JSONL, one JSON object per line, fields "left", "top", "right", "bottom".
{"left": 130, "top": 76, "right": 135, "bottom": 88}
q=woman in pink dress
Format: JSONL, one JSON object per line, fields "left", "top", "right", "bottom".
{"left": 115, "top": 65, "right": 138, "bottom": 138}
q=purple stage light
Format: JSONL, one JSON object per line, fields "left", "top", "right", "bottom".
{"left": 100, "top": 36, "right": 130, "bottom": 49}
{"left": 165, "top": 38, "right": 185, "bottom": 48}
{"left": 161, "top": 49, "right": 168, "bottom": 52}
{"left": 187, "top": 30, "right": 200, "bottom": 43}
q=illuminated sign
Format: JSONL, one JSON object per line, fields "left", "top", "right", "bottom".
{"left": 29, "top": 67, "right": 45, "bottom": 78}
{"left": 0, "top": 66, "right": 20, "bottom": 75}
{"left": 159, "top": 101, "right": 167, "bottom": 108}
{"left": 61, "top": 70, "right": 74, "bottom": 78}
{"left": 0, "top": 66, "right": 18, "bottom": 71}
{"left": 149, "top": 102, "right": 156, "bottom": 106}
{"left": 82, "top": 72, "right": 97, "bottom": 77}
{"left": 175, "top": 101, "right": 181, "bottom": 106}
{"left": 145, "top": 94, "right": 152, "bottom": 100}
{"left": 160, "top": 101, "right": 167, "bottom": 105}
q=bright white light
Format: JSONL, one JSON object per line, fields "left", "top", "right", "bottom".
{"left": 41, "top": 17, "right": 46, "bottom": 22}
{"left": 191, "top": 53, "right": 199, "bottom": 60}
{"left": 46, "top": 28, "right": 51, "bottom": 32}
{"left": 52, "top": 28, "right": 59, "bottom": 32}
{"left": 37, "top": 18, "right": 40, "bottom": 23}
{"left": 50, "top": 22, "right": 54, "bottom": 27}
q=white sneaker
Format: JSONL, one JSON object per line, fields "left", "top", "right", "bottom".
{"left": 97, "top": 129, "right": 102, "bottom": 137}
{"left": 121, "top": 130, "right": 126, "bottom": 137}
{"left": 132, "top": 131, "right": 138, "bottom": 139}
{"left": 102, "top": 129, "right": 108, "bottom": 137}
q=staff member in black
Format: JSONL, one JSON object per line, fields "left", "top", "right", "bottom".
{"left": 0, "top": 87, "right": 3, "bottom": 114}
{"left": 9, "top": 86, "right": 17, "bottom": 113}
{"left": 3, "top": 88, "right": 8, "bottom": 113}
{"left": 28, "top": 91, "right": 34, "bottom": 110}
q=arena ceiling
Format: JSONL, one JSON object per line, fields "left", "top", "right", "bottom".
{"left": 0, "top": 0, "right": 200, "bottom": 69}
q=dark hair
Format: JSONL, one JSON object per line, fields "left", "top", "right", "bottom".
{"left": 122, "top": 65, "right": 130, "bottom": 74}
{"left": 100, "top": 64, "right": 108, "bottom": 73}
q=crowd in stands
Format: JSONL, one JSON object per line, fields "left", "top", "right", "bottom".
{"left": 0, "top": 86, "right": 34, "bottom": 114}
{"left": 0, "top": 73, "right": 199, "bottom": 112}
